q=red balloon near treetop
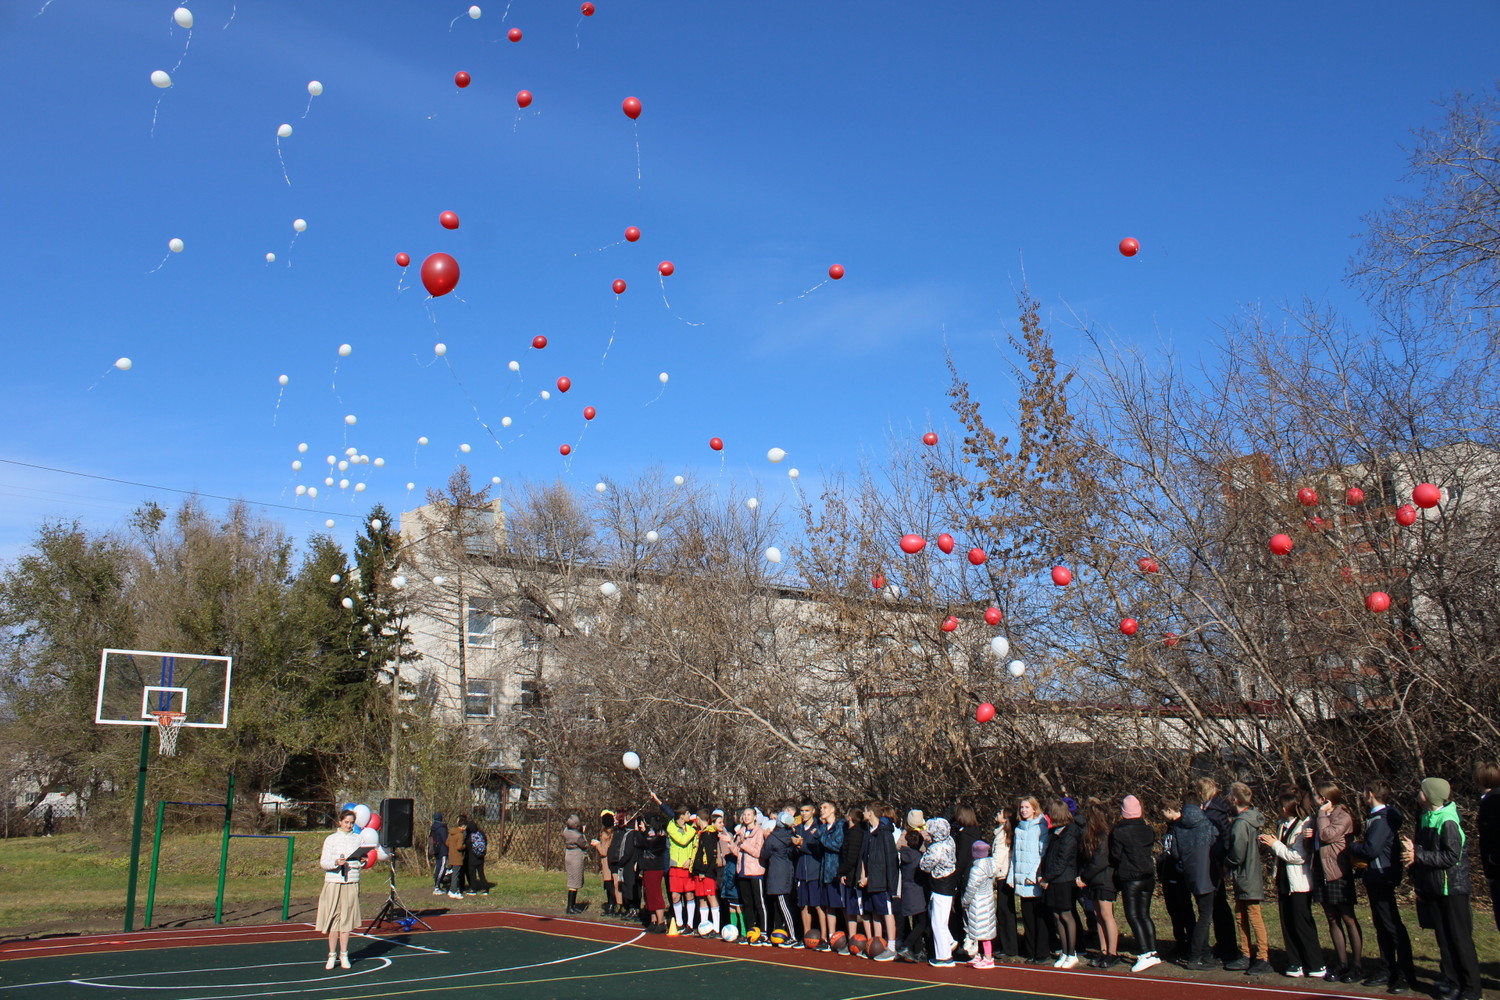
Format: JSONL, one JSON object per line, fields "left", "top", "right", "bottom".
{"left": 394, "top": 252, "right": 410, "bottom": 267}
{"left": 624, "top": 226, "right": 640, "bottom": 242}
{"left": 922, "top": 432, "right": 938, "bottom": 446}
{"left": 507, "top": 27, "right": 522, "bottom": 42}
{"left": 975, "top": 702, "right": 995, "bottom": 723}
{"left": 454, "top": 71, "right": 471, "bottom": 89}
{"left": 968, "top": 548, "right": 987, "bottom": 566}
{"left": 899, "top": 534, "right": 925, "bottom": 554}
{"left": 828, "top": 264, "right": 845, "bottom": 280}
{"left": 1412, "top": 483, "right": 1441, "bottom": 509}
{"left": 516, "top": 90, "right": 533, "bottom": 109}
{"left": 936, "top": 533, "right": 955, "bottom": 554}
{"left": 622, "top": 96, "right": 641, "bottom": 120}
{"left": 658, "top": 261, "right": 674, "bottom": 277}
{"left": 1119, "top": 237, "right": 1139, "bottom": 257}
{"left": 439, "top": 211, "right": 460, "bottom": 230}
{"left": 984, "top": 607, "right": 1002, "bottom": 626}
{"left": 420, "top": 253, "right": 460, "bottom": 297}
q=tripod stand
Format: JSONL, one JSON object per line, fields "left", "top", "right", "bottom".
{"left": 363, "top": 857, "right": 433, "bottom": 933}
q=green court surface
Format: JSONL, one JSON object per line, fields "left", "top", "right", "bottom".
{"left": 0, "top": 925, "right": 1040, "bottom": 1000}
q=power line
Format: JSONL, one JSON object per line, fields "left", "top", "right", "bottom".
{"left": 0, "top": 458, "right": 363, "bottom": 520}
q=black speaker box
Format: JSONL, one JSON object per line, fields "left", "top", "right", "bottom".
{"left": 379, "top": 797, "right": 414, "bottom": 849}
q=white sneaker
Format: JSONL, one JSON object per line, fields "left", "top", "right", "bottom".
{"left": 448, "top": 892, "right": 463, "bottom": 899}
{"left": 325, "top": 954, "right": 337, "bottom": 970}
{"left": 1060, "top": 955, "right": 1081, "bottom": 969}
{"left": 338, "top": 954, "right": 351, "bottom": 970}
{"left": 1131, "top": 953, "right": 1161, "bottom": 972}
{"left": 433, "top": 888, "right": 445, "bottom": 895}
{"left": 1053, "top": 955, "right": 1069, "bottom": 968}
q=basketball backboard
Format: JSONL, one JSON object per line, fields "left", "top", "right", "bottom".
{"left": 95, "top": 648, "right": 233, "bottom": 728}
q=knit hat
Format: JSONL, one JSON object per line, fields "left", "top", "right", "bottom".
{"left": 906, "top": 809, "right": 926, "bottom": 831}
{"left": 1421, "top": 777, "right": 1451, "bottom": 809}
{"left": 1063, "top": 796, "right": 1079, "bottom": 815}
{"left": 1121, "top": 795, "right": 1143, "bottom": 819}
{"left": 433, "top": 812, "right": 443, "bottom": 821}
{"left": 971, "top": 839, "right": 991, "bottom": 859}
{"left": 777, "top": 809, "right": 795, "bottom": 827}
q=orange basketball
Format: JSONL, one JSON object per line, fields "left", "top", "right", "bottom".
{"left": 869, "top": 936, "right": 887, "bottom": 958}
{"left": 830, "top": 931, "right": 847, "bottom": 954}
{"left": 850, "top": 933, "right": 867, "bottom": 957}
{"left": 804, "top": 933, "right": 822, "bottom": 951}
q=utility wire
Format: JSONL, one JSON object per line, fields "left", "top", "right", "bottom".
{"left": 0, "top": 457, "right": 362, "bottom": 520}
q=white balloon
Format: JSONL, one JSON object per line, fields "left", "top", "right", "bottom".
{"left": 373, "top": 457, "right": 385, "bottom": 467}
{"left": 645, "top": 530, "right": 660, "bottom": 543}
{"left": 491, "top": 476, "right": 502, "bottom": 484}
{"left": 344, "top": 447, "right": 357, "bottom": 456}
{"left": 324, "top": 477, "right": 334, "bottom": 486}
{"left": 370, "top": 518, "right": 382, "bottom": 530}
{"left": 328, "top": 521, "right": 339, "bottom": 530}
{"left": 277, "top": 123, "right": 292, "bottom": 138}
{"left": 460, "top": 443, "right": 472, "bottom": 453}
{"left": 765, "top": 546, "right": 782, "bottom": 563}
{"left": 595, "top": 482, "right": 607, "bottom": 494}
{"left": 540, "top": 390, "right": 551, "bottom": 400}
{"left": 766, "top": 448, "right": 786, "bottom": 463}
{"left": 297, "top": 442, "right": 308, "bottom": 452}
{"left": 788, "top": 468, "right": 800, "bottom": 479}
{"left": 358, "top": 825, "right": 379, "bottom": 846}
{"left": 168, "top": 238, "right": 184, "bottom": 253}
{"left": 1007, "top": 660, "right": 1027, "bottom": 677}
{"left": 433, "top": 576, "right": 447, "bottom": 586}
{"left": 277, "top": 374, "right": 289, "bottom": 386}
{"left": 433, "top": 342, "right": 448, "bottom": 356}
{"left": 172, "top": 7, "right": 193, "bottom": 28}
{"left": 508, "top": 360, "right": 520, "bottom": 372}
{"left": 292, "top": 218, "right": 307, "bottom": 233}
{"left": 391, "top": 575, "right": 407, "bottom": 588}
{"left": 501, "top": 416, "right": 512, "bottom": 428}
{"left": 114, "top": 357, "right": 133, "bottom": 371}
{"left": 883, "top": 583, "right": 902, "bottom": 601}
{"left": 338, "top": 461, "right": 349, "bottom": 471}
{"left": 338, "top": 344, "right": 352, "bottom": 357}
{"left": 330, "top": 574, "right": 342, "bottom": 583}
{"left": 307, "top": 80, "right": 323, "bottom": 97}
{"left": 353, "top": 805, "right": 372, "bottom": 828}
{"left": 673, "top": 475, "right": 685, "bottom": 486}
{"left": 295, "top": 485, "right": 307, "bottom": 496}
{"left": 622, "top": 751, "right": 640, "bottom": 771}
{"left": 291, "top": 460, "right": 302, "bottom": 471}
{"left": 746, "top": 497, "right": 759, "bottom": 510}
{"left": 265, "top": 252, "right": 276, "bottom": 263}
{"left": 308, "top": 486, "right": 319, "bottom": 498}
{"left": 989, "top": 636, "right": 1010, "bottom": 660}
{"left": 658, "top": 372, "right": 669, "bottom": 384}
{"left": 468, "top": 4, "right": 482, "bottom": 17}
{"left": 418, "top": 436, "right": 429, "bottom": 446}
{"left": 599, "top": 582, "right": 619, "bottom": 598}
{"left": 326, "top": 455, "right": 337, "bottom": 464}
{"left": 338, "top": 478, "right": 350, "bottom": 489}
{"left": 354, "top": 482, "right": 366, "bottom": 492}
{"left": 151, "top": 70, "right": 172, "bottom": 88}
{"left": 406, "top": 482, "right": 415, "bottom": 490}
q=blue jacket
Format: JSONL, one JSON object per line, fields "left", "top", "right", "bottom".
{"left": 1173, "top": 804, "right": 1216, "bottom": 896}
{"left": 1007, "top": 816, "right": 1049, "bottom": 897}
{"left": 764, "top": 825, "right": 797, "bottom": 895}
{"left": 1350, "top": 804, "right": 1405, "bottom": 887}
{"left": 815, "top": 818, "right": 844, "bottom": 883}
{"left": 793, "top": 820, "right": 821, "bottom": 881}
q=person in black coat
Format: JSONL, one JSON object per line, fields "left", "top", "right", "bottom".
{"left": 428, "top": 812, "right": 449, "bottom": 894}
{"left": 1168, "top": 794, "right": 1216, "bottom": 969}
{"left": 859, "top": 806, "right": 900, "bottom": 952}
{"left": 764, "top": 810, "right": 798, "bottom": 940}
{"left": 1197, "top": 778, "right": 1240, "bottom": 963}
{"left": 950, "top": 806, "right": 982, "bottom": 950}
{"left": 1351, "top": 780, "right": 1414, "bottom": 991}
{"left": 1111, "top": 795, "right": 1160, "bottom": 971}
{"left": 896, "top": 830, "right": 930, "bottom": 961}
{"left": 836, "top": 805, "right": 867, "bottom": 943}
{"left": 1477, "top": 761, "right": 1500, "bottom": 934}
{"left": 1038, "top": 798, "right": 1083, "bottom": 967}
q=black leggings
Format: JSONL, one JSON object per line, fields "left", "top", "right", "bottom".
{"left": 1118, "top": 877, "right": 1158, "bottom": 955}
{"left": 995, "top": 882, "right": 1019, "bottom": 956}
{"left": 1019, "top": 896, "right": 1049, "bottom": 960}
{"left": 736, "top": 876, "right": 767, "bottom": 932}
{"left": 903, "top": 911, "right": 931, "bottom": 955}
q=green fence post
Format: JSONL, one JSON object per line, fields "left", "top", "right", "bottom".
{"left": 123, "top": 726, "right": 151, "bottom": 933}
{"left": 144, "top": 801, "right": 167, "bottom": 927}
{"left": 215, "top": 774, "right": 235, "bottom": 924}
{"left": 282, "top": 836, "right": 295, "bottom": 921}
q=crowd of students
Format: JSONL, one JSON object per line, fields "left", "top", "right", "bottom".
{"left": 565, "top": 770, "right": 1500, "bottom": 1000}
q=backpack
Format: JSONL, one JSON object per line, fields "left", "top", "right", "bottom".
{"left": 471, "top": 830, "right": 487, "bottom": 856}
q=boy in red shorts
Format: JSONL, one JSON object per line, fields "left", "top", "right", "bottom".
{"left": 652, "top": 791, "right": 699, "bottom": 933}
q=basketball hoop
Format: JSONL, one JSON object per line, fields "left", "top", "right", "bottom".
{"left": 149, "top": 710, "right": 187, "bottom": 756}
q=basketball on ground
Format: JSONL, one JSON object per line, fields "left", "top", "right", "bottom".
{"left": 803, "top": 933, "right": 822, "bottom": 950}
{"left": 870, "top": 935, "right": 887, "bottom": 957}
{"left": 850, "top": 933, "right": 867, "bottom": 956}
{"left": 830, "top": 931, "right": 847, "bottom": 954}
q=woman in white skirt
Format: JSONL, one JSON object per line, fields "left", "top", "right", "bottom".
{"left": 317, "top": 809, "right": 365, "bottom": 970}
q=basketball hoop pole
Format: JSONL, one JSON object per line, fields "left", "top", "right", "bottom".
{"left": 123, "top": 726, "right": 151, "bottom": 932}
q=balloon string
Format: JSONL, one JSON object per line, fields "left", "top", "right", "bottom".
{"left": 171, "top": 27, "right": 192, "bottom": 74}
{"left": 272, "top": 386, "right": 285, "bottom": 427}
{"left": 448, "top": 13, "right": 463, "bottom": 30}
{"left": 300, "top": 95, "right": 315, "bottom": 119}
{"left": 443, "top": 358, "right": 505, "bottom": 451}
{"left": 150, "top": 94, "right": 166, "bottom": 138}
{"left": 634, "top": 122, "right": 642, "bottom": 189}
{"left": 658, "top": 275, "right": 705, "bottom": 327}
{"left": 146, "top": 252, "right": 171, "bottom": 274}
{"left": 396, "top": 266, "right": 410, "bottom": 294}
{"left": 500, "top": 0, "right": 513, "bottom": 22}
{"left": 643, "top": 381, "right": 667, "bottom": 407}
{"left": 331, "top": 357, "right": 343, "bottom": 404}
{"left": 571, "top": 239, "right": 624, "bottom": 257}
{"left": 601, "top": 296, "right": 618, "bottom": 364}
{"left": 35, "top": 1, "right": 57, "bottom": 15}
{"left": 223, "top": 4, "right": 237, "bottom": 30}
{"left": 286, "top": 232, "right": 299, "bottom": 265}
{"left": 574, "top": 15, "right": 583, "bottom": 49}
{"left": 775, "top": 278, "right": 829, "bottom": 306}
{"left": 276, "top": 138, "right": 292, "bottom": 186}
{"left": 86, "top": 366, "right": 116, "bottom": 392}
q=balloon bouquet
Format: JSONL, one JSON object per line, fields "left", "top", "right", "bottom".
{"left": 340, "top": 801, "right": 393, "bottom": 870}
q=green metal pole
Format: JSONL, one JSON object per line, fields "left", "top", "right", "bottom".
{"left": 214, "top": 773, "right": 235, "bottom": 924}
{"left": 144, "top": 801, "right": 167, "bottom": 927}
{"left": 282, "top": 836, "right": 295, "bottom": 922}
{"left": 123, "top": 726, "right": 151, "bottom": 933}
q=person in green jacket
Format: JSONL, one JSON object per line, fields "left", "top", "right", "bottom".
{"left": 1401, "top": 777, "right": 1481, "bottom": 1000}
{"left": 1223, "top": 782, "right": 1272, "bottom": 975}
{"left": 650, "top": 791, "right": 701, "bottom": 934}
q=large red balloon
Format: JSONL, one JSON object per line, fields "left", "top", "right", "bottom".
{"left": 581, "top": 2, "right": 595, "bottom": 14}
{"left": 871, "top": 573, "right": 885, "bottom": 590}
{"left": 420, "top": 253, "right": 460, "bottom": 297}
{"left": 624, "top": 226, "right": 641, "bottom": 242}
{"left": 899, "top": 534, "right": 926, "bottom": 554}
{"left": 709, "top": 437, "right": 724, "bottom": 451}
{"left": 1137, "top": 556, "right": 1160, "bottom": 574}
{"left": 1268, "top": 533, "right": 1293, "bottom": 556}
{"left": 828, "top": 264, "right": 845, "bottom": 280}
{"left": 1346, "top": 487, "right": 1365, "bottom": 505}
{"left": 1395, "top": 504, "right": 1418, "bottom": 527}
{"left": 508, "top": 27, "right": 522, "bottom": 42}
{"left": 516, "top": 90, "right": 533, "bottom": 109}
{"left": 394, "top": 252, "right": 410, "bottom": 267}
{"left": 583, "top": 406, "right": 596, "bottom": 420}
{"left": 454, "top": 71, "right": 471, "bottom": 89}
{"left": 439, "top": 211, "right": 460, "bottom": 230}
{"left": 556, "top": 376, "right": 571, "bottom": 393}
{"left": 1366, "top": 591, "right": 1391, "bottom": 613}
{"left": 532, "top": 335, "right": 548, "bottom": 349}
{"left": 621, "top": 96, "right": 642, "bottom": 120}
{"left": 922, "top": 432, "right": 938, "bottom": 446}
{"left": 936, "top": 533, "right": 955, "bottom": 554}
{"left": 658, "top": 260, "right": 674, "bottom": 277}
{"left": 1120, "top": 618, "right": 1139, "bottom": 636}
{"left": 975, "top": 702, "right": 996, "bottom": 724}
{"left": 1051, "top": 566, "right": 1072, "bottom": 587}
{"left": 366, "top": 848, "right": 380, "bottom": 868}
{"left": 612, "top": 278, "right": 626, "bottom": 294}
{"left": 984, "top": 607, "right": 1002, "bottom": 626}
{"left": 1119, "top": 237, "right": 1139, "bottom": 257}
{"left": 968, "top": 548, "right": 987, "bottom": 566}
{"left": 559, "top": 443, "right": 572, "bottom": 456}
{"left": 1296, "top": 487, "right": 1318, "bottom": 507}
{"left": 1412, "top": 483, "right": 1441, "bottom": 509}
{"left": 941, "top": 616, "right": 958, "bottom": 633}
{"left": 365, "top": 813, "right": 382, "bottom": 832}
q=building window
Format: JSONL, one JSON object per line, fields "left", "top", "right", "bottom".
{"left": 467, "top": 600, "right": 498, "bottom": 648}
{"left": 530, "top": 760, "right": 548, "bottom": 790}
{"left": 465, "top": 679, "right": 495, "bottom": 718}
{"left": 520, "top": 679, "right": 540, "bottom": 715}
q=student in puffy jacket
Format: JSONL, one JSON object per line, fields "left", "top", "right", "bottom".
{"left": 1166, "top": 794, "right": 1215, "bottom": 969}
{"left": 1038, "top": 798, "right": 1082, "bottom": 968}
{"left": 1157, "top": 799, "right": 1194, "bottom": 961}
{"left": 918, "top": 817, "right": 959, "bottom": 966}
{"left": 728, "top": 807, "right": 768, "bottom": 942}
{"left": 1352, "top": 780, "right": 1414, "bottom": 991}
{"left": 1313, "top": 781, "right": 1363, "bottom": 983}
{"left": 1259, "top": 789, "right": 1324, "bottom": 978}
{"left": 1078, "top": 802, "right": 1119, "bottom": 969}
{"left": 1110, "top": 795, "right": 1160, "bottom": 972}
{"left": 1401, "top": 777, "right": 1481, "bottom": 1000}
{"left": 763, "top": 810, "right": 798, "bottom": 941}
{"left": 992, "top": 806, "right": 1019, "bottom": 959}
{"left": 1008, "top": 795, "right": 1051, "bottom": 963}
{"left": 429, "top": 812, "right": 449, "bottom": 894}
{"left": 858, "top": 805, "right": 900, "bottom": 957}
{"left": 962, "top": 840, "right": 999, "bottom": 968}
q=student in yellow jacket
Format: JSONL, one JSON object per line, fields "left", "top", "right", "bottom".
{"left": 651, "top": 790, "right": 701, "bottom": 932}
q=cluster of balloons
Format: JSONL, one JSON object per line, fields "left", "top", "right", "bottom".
{"left": 339, "top": 801, "right": 392, "bottom": 869}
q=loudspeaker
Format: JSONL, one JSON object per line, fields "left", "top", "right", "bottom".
{"left": 379, "top": 797, "right": 414, "bottom": 849}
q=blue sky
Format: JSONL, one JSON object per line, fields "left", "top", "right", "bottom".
{"left": 2, "top": 1, "right": 1496, "bottom": 561}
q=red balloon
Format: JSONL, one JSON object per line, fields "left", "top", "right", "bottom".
{"left": 394, "top": 252, "right": 410, "bottom": 267}
{"left": 899, "top": 534, "right": 926, "bottom": 554}
{"left": 1340, "top": 566, "right": 1355, "bottom": 583}
{"left": 922, "top": 432, "right": 938, "bottom": 446}
{"left": 532, "top": 335, "right": 548, "bottom": 349}
{"left": 1366, "top": 591, "right": 1391, "bottom": 613}
{"left": 1051, "top": 566, "right": 1072, "bottom": 587}
{"left": 624, "top": 226, "right": 641, "bottom": 242}
{"left": 941, "top": 616, "right": 959, "bottom": 633}
{"left": 454, "top": 71, "right": 471, "bottom": 88}
{"left": 556, "top": 376, "right": 571, "bottom": 393}
{"left": 1118, "top": 237, "right": 1140, "bottom": 257}
{"left": 365, "top": 813, "right": 381, "bottom": 832}
{"left": 439, "top": 211, "right": 460, "bottom": 230}
{"left": 581, "top": 2, "right": 595, "bottom": 14}
{"left": 420, "top": 253, "right": 460, "bottom": 297}
{"left": 507, "top": 27, "right": 522, "bottom": 42}
{"left": 1346, "top": 487, "right": 1365, "bottom": 505}
{"left": 1412, "top": 483, "right": 1441, "bottom": 509}
{"left": 1395, "top": 504, "right": 1418, "bottom": 527}
{"left": 936, "top": 533, "right": 955, "bottom": 554}
{"left": 1306, "top": 516, "right": 1325, "bottom": 532}
{"left": 1297, "top": 487, "right": 1318, "bottom": 507}
{"left": 621, "top": 96, "right": 642, "bottom": 120}
{"left": 871, "top": 573, "right": 885, "bottom": 590}
{"left": 1164, "top": 632, "right": 1180, "bottom": 648}
{"left": 984, "top": 607, "right": 1002, "bottom": 626}
{"left": 968, "top": 548, "right": 987, "bottom": 566}
{"left": 1268, "top": 533, "right": 1293, "bottom": 556}
{"left": 583, "top": 406, "right": 596, "bottom": 420}
{"left": 516, "top": 90, "right": 533, "bottom": 109}
{"left": 828, "top": 264, "right": 845, "bottom": 280}
{"left": 1137, "top": 556, "right": 1160, "bottom": 574}
{"left": 658, "top": 260, "right": 674, "bottom": 277}
{"left": 1120, "top": 618, "right": 1139, "bottom": 636}
{"left": 709, "top": 437, "right": 724, "bottom": 451}
{"left": 559, "top": 443, "right": 572, "bottom": 456}
{"left": 366, "top": 848, "right": 380, "bottom": 868}
{"left": 612, "top": 278, "right": 626, "bottom": 294}
{"left": 975, "top": 702, "right": 995, "bottom": 724}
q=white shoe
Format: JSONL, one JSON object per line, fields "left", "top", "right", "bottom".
{"left": 1060, "top": 955, "right": 1081, "bottom": 969}
{"left": 448, "top": 892, "right": 463, "bottom": 899}
{"left": 325, "top": 954, "right": 337, "bottom": 970}
{"left": 433, "top": 888, "right": 445, "bottom": 895}
{"left": 1053, "top": 955, "right": 1069, "bottom": 968}
{"left": 339, "top": 953, "right": 351, "bottom": 970}
{"left": 1131, "top": 953, "right": 1161, "bottom": 972}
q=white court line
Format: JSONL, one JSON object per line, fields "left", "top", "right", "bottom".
{"left": 2, "top": 925, "right": 320, "bottom": 957}
{"left": 351, "top": 932, "right": 448, "bottom": 956}
{"left": 70, "top": 957, "right": 395, "bottom": 990}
